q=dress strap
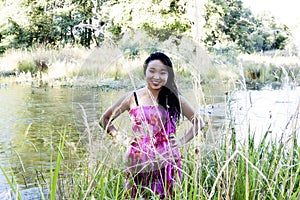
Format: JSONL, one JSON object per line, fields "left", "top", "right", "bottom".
{"left": 133, "top": 91, "right": 139, "bottom": 106}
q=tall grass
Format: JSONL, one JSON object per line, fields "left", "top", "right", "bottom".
{"left": 55, "top": 69, "right": 299, "bottom": 200}
{"left": 0, "top": 46, "right": 149, "bottom": 89}
{"left": 50, "top": 127, "right": 67, "bottom": 200}
{"left": 0, "top": 165, "right": 22, "bottom": 200}
{"left": 49, "top": 122, "right": 297, "bottom": 199}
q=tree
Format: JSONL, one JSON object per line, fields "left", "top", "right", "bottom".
{"left": 0, "top": 0, "right": 104, "bottom": 49}
{"left": 0, "top": 0, "right": 29, "bottom": 51}
{"left": 0, "top": 0, "right": 292, "bottom": 53}
{"left": 101, "top": 0, "right": 192, "bottom": 42}
{"left": 203, "top": 0, "right": 290, "bottom": 53}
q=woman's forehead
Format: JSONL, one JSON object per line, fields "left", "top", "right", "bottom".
{"left": 147, "top": 60, "right": 168, "bottom": 70}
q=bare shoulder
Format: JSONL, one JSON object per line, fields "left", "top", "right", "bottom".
{"left": 179, "top": 94, "right": 196, "bottom": 120}
{"left": 179, "top": 94, "right": 192, "bottom": 107}
{"left": 121, "top": 88, "right": 148, "bottom": 110}
{"left": 135, "top": 87, "right": 147, "bottom": 96}
{"left": 130, "top": 87, "right": 149, "bottom": 106}
{"left": 107, "top": 91, "right": 134, "bottom": 112}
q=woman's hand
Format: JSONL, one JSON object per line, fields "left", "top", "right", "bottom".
{"left": 112, "top": 131, "right": 131, "bottom": 147}
{"left": 169, "top": 133, "right": 180, "bottom": 148}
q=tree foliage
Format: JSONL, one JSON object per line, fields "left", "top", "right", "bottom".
{"left": 0, "top": 0, "right": 292, "bottom": 54}
{"left": 100, "top": 0, "right": 192, "bottom": 42}
{"left": 204, "top": 0, "right": 290, "bottom": 53}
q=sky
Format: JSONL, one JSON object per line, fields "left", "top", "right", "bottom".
{"left": 243, "top": 0, "right": 299, "bottom": 27}
{"left": 242, "top": 0, "right": 300, "bottom": 47}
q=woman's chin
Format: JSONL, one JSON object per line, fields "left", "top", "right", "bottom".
{"left": 150, "top": 86, "right": 162, "bottom": 90}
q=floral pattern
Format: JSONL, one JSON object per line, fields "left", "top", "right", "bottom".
{"left": 126, "top": 105, "right": 182, "bottom": 199}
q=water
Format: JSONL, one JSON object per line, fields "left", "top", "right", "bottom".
{"left": 230, "top": 87, "right": 300, "bottom": 145}
{"left": 1, "top": 82, "right": 300, "bottom": 198}
{"left": 0, "top": 84, "right": 85, "bottom": 197}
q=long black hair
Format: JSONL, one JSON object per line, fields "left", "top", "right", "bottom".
{"left": 143, "top": 52, "right": 181, "bottom": 123}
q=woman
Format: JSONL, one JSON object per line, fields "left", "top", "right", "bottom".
{"left": 100, "top": 52, "right": 204, "bottom": 199}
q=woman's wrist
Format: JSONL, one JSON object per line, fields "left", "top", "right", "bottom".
{"left": 177, "top": 139, "right": 183, "bottom": 147}
{"left": 108, "top": 127, "right": 117, "bottom": 138}
{"left": 169, "top": 133, "right": 183, "bottom": 148}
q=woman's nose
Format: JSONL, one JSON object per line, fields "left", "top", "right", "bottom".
{"left": 153, "top": 73, "right": 159, "bottom": 79}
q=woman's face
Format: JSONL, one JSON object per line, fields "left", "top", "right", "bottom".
{"left": 145, "top": 60, "right": 168, "bottom": 90}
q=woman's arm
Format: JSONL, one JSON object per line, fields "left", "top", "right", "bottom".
{"left": 177, "top": 95, "right": 205, "bottom": 146}
{"left": 99, "top": 92, "right": 132, "bottom": 137}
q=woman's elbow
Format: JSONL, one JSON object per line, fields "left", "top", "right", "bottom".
{"left": 99, "top": 114, "right": 108, "bottom": 128}
{"left": 199, "top": 117, "right": 205, "bottom": 130}
{"left": 193, "top": 115, "right": 205, "bottom": 131}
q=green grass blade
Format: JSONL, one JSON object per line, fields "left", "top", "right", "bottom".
{"left": 0, "top": 165, "right": 22, "bottom": 200}
{"left": 50, "top": 127, "right": 67, "bottom": 200}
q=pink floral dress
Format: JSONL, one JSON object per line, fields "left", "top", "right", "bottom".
{"left": 126, "top": 105, "right": 182, "bottom": 199}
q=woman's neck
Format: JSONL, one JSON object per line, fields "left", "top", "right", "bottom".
{"left": 147, "top": 87, "right": 160, "bottom": 101}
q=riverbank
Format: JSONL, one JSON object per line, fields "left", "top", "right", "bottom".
{"left": 1, "top": 46, "right": 300, "bottom": 91}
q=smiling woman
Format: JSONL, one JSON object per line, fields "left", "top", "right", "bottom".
{"left": 99, "top": 52, "right": 205, "bottom": 199}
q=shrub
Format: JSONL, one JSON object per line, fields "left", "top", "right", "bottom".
{"left": 17, "top": 60, "right": 36, "bottom": 74}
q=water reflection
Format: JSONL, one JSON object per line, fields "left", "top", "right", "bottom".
{"left": 0, "top": 84, "right": 80, "bottom": 194}
{"left": 230, "top": 87, "right": 300, "bottom": 145}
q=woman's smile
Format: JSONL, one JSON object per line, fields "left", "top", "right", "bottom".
{"left": 145, "top": 60, "right": 168, "bottom": 90}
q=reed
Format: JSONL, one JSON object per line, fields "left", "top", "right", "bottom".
{"left": 49, "top": 127, "right": 67, "bottom": 200}
{"left": 54, "top": 73, "right": 298, "bottom": 199}
{"left": 0, "top": 165, "right": 22, "bottom": 200}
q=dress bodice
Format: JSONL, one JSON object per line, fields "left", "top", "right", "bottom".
{"left": 129, "top": 105, "right": 176, "bottom": 136}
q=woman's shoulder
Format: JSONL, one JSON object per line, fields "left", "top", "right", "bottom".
{"left": 178, "top": 94, "right": 194, "bottom": 109}
{"left": 134, "top": 87, "right": 147, "bottom": 95}
{"left": 178, "top": 94, "right": 187, "bottom": 103}
{"left": 123, "top": 87, "right": 147, "bottom": 101}
{"left": 124, "top": 88, "right": 146, "bottom": 109}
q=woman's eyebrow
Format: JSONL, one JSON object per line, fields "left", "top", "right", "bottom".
{"left": 148, "top": 66, "right": 168, "bottom": 71}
